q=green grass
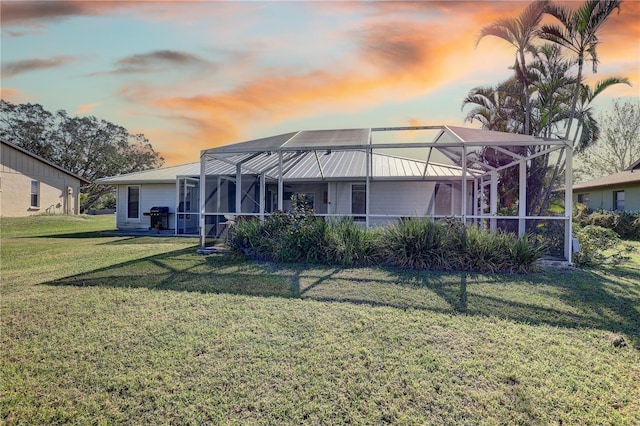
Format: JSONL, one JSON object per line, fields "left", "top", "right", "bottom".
{"left": 1, "top": 215, "right": 639, "bottom": 424}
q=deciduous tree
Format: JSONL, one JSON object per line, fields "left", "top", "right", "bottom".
{"left": 0, "top": 100, "right": 164, "bottom": 211}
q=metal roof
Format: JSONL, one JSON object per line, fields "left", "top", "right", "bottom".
{"left": 97, "top": 126, "right": 564, "bottom": 184}
{"left": 204, "top": 126, "right": 565, "bottom": 177}
{"left": 96, "top": 150, "right": 477, "bottom": 184}
{"left": 95, "top": 162, "right": 201, "bottom": 184}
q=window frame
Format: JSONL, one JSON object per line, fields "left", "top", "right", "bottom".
{"left": 613, "top": 190, "right": 625, "bottom": 211}
{"left": 127, "top": 185, "right": 141, "bottom": 220}
{"left": 30, "top": 180, "right": 40, "bottom": 208}
{"left": 351, "top": 183, "right": 366, "bottom": 221}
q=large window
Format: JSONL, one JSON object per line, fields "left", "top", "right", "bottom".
{"left": 127, "top": 186, "right": 140, "bottom": 219}
{"left": 351, "top": 184, "right": 366, "bottom": 221}
{"left": 30, "top": 180, "right": 39, "bottom": 207}
{"left": 614, "top": 190, "right": 625, "bottom": 211}
{"left": 434, "top": 183, "right": 453, "bottom": 216}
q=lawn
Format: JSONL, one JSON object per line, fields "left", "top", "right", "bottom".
{"left": 1, "top": 215, "right": 639, "bottom": 424}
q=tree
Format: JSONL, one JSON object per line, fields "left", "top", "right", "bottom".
{"left": 539, "top": 0, "right": 622, "bottom": 141}
{"left": 462, "top": 77, "right": 525, "bottom": 133}
{"left": 577, "top": 99, "right": 640, "bottom": 180}
{"left": 476, "top": 0, "right": 549, "bottom": 135}
{"left": 0, "top": 100, "right": 164, "bottom": 211}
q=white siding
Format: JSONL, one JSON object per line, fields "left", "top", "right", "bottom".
{"left": 116, "top": 183, "right": 175, "bottom": 230}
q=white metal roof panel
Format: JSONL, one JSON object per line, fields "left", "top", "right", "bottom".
{"left": 94, "top": 162, "right": 201, "bottom": 184}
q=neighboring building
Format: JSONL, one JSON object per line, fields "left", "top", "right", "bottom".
{"left": 97, "top": 125, "right": 575, "bottom": 261}
{"left": 0, "top": 139, "right": 90, "bottom": 217}
{"left": 573, "top": 160, "right": 640, "bottom": 212}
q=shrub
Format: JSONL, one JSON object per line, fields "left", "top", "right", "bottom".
{"left": 573, "top": 225, "right": 635, "bottom": 266}
{"left": 574, "top": 208, "right": 640, "bottom": 240}
{"left": 324, "top": 218, "right": 382, "bottom": 266}
{"left": 383, "top": 218, "right": 447, "bottom": 269}
{"left": 228, "top": 214, "right": 544, "bottom": 273}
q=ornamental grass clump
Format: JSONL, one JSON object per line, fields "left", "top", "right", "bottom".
{"left": 382, "top": 218, "right": 448, "bottom": 269}
{"left": 324, "top": 218, "right": 382, "bottom": 266}
{"left": 229, "top": 214, "right": 544, "bottom": 273}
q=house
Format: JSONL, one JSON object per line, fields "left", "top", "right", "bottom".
{"left": 97, "top": 125, "right": 575, "bottom": 261}
{"left": 573, "top": 159, "right": 640, "bottom": 212}
{"left": 0, "top": 139, "right": 90, "bottom": 217}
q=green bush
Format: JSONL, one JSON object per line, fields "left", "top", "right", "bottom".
{"left": 573, "top": 225, "right": 634, "bottom": 266}
{"left": 324, "top": 218, "right": 382, "bottom": 266}
{"left": 574, "top": 207, "right": 640, "bottom": 240}
{"left": 228, "top": 214, "right": 544, "bottom": 273}
{"left": 383, "top": 218, "right": 447, "bottom": 269}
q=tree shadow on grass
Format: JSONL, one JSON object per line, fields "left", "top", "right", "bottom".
{"left": 266, "top": 262, "right": 640, "bottom": 348}
{"left": 44, "top": 245, "right": 640, "bottom": 348}
{"left": 44, "top": 248, "right": 296, "bottom": 299}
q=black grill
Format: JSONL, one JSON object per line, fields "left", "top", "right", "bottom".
{"left": 144, "top": 206, "right": 170, "bottom": 231}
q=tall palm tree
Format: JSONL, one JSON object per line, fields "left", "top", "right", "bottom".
{"left": 476, "top": 0, "right": 549, "bottom": 135}
{"left": 539, "top": 0, "right": 622, "bottom": 142}
{"left": 528, "top": 43, "right": 575, "bottom": 138}
{"left": 572, "top": 76, "right": 630, "bottom": 151}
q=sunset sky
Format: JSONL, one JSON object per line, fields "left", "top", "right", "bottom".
{"left": 2, "top": 0, "right": 639, "bottom": 165}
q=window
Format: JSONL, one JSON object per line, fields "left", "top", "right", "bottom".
{"left": 30, "top": 180, "right": 39, "bottom": 207}
{"left": 614, "top": 190, "right": 625, "bottom": 211}
{"left": 434, "top": 183, "right": 453, "bottom": 216}
{"left": 351, "top": 184, "right": 366, "bottom": 221}
{"left": 577, "top": 193, "right": 590, "bottom": 206}
{"left": 127, "top": 186, "right": 140, "bottom": 219}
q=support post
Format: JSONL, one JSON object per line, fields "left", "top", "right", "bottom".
{"left": 518, "top": 161, "right": 527, "bottom": 236}
{"left": 259, "top": 173, "right": 265, "bottom": 221}
{"left": 461, "top": 145, "right": 468, "bottom": 225}
{"left": 278, "top": 152, "right": 283, "bottom": 210}
{"left": 236, "top": 164, "right": 242, "bottom": 215}
{"left": 564, "top": 145, "right": 573, "bottom": 263}
{"left": 199, "top": 154, "right": 207, "bottom": 249}
{"left": 490, "top": 170, "right": 498, "bottom": 232}
{"left": 365, "top": 144, "right": 371, "bottom": 228}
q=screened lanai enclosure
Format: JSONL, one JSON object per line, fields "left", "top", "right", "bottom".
{"left": 198, "top": 126, "right": 573, "bottom": 261}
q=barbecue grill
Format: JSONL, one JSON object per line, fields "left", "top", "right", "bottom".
{"left": 144, "top": 206, "right": 170, "bottom": 231}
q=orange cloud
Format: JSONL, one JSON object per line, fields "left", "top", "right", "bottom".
{"left": 76, "top": 102, "right": 99, "bottom": 115}
{"left": 0, "top": 87, "right": 32, "bottom": 103}
{"left": 113, "top": 0, "right": 638, "bottom": 165}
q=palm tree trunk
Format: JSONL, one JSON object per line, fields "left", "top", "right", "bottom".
{"left": 564, "top": 57, "right": 583, "bottom": 142}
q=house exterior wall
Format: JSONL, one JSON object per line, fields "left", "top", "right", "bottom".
{"left": 115, "top": 183, "right": 176, "bottom": 230}
{"left": 575, "top": 185, "right": 640, "bottom": 212}
{"left": 0, "top": 142, "right": 83, "bottom": 217}
{"left": 328, "top": 180, "right": 471, "bottom": 226}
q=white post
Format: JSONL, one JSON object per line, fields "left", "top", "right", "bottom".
{"left": 175, "top": 177, "right": 180, "bottom": 235}
{"left": 365, "top": 145, "right": 371, "bottom": 228}
{"left": 259, "top": 173, "right": 265, "bottom": 221}
{"left": 199, "top": 154, "right": 207, "bottom": 249}
{"left": 518, "top": 161, "right": 527, "bottom": 236}
{"left": 490, "top": 170, "right": 498, "bottom": 232}
{"left": 461, "top": 145, "right": 468, "bottom": 225}
{"left": 236, "top": 164, "right": 242, "bottom": 215}
{"left": 278, "top": 151, "right": 283, "bottom": 210}
{"left": 565, "top": 144, "right": 573, "bottom": 263}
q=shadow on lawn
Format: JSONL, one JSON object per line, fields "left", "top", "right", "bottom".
{"left": 44, "top": 248, "right": 296, "bottom": 299}
{"left": 44, "top": 246, "right": 640, "bottom": 347}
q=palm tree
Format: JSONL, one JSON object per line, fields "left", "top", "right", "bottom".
{"left": 572, "top": 76, "right": 630, "bottom": 151}
{"left": 528, "top": 43, "right": 575, "bottom": 138}
{"left": 462, "top": 79, "right": 524, "bottom": 133}
{"left": 539, "top": 0, "right": 622, "bottom": 142}
{"left": 476, "top": 0, "right": 549, "bottom": 135}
